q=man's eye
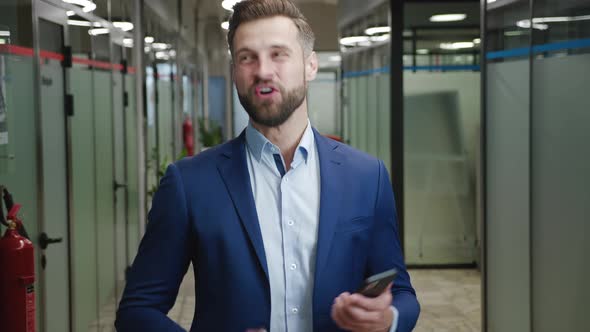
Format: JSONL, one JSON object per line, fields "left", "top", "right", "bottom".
{"left": 240, "top": 55, "right": 254, "bottom": 62}
{"left": 273, "top": 51, "right": 287, "bottom": 58}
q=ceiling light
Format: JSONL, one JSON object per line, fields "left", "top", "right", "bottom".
{"left": 339, "top": 36, "right": 370, "bottom": 46}
{"left": 430, "top": 14, "right": 467, "bottom": 22}
{"left": 68, "top": 19, "right": 101, "bottom": 27}
{"left": 221, "top": 21, "right": 229, "bottom": 30}
{"left": 155, "top": 51, "right": 170, "bottom": 60}
{"left": 113, "top": 21, "right": 133, "bottom": 31}
{"left": 88, "top": 28, "right": 109, "bottom": 36}
{"left": 329, "top": 55, "right": 341, "bottom": 62}
{"left": 370, "top": 34, "right": 390, "bottom": 43}
{"left": 365, "top": 26, "right": 390, "bottom": 35}
{"left": 62, "top": 0, "right": 96, "bottom": 13}
{"left": 504, "top": 30, "right": 526, "bottom": 37}
{"left": 440, "top": 42, "right": 474, "bottom": 50}
{"left": 66, "top": 11, "right": 75, "bottom": 16}
{"left": 516, "top": 19, "right": 549, "bottom": 30}
{"left": 123, "top": 38, "right": 133, "bottom": 45}
{"left": 144, "top": 36, "right": 154, "bottom": 44}
{"left": 222, "top": 0, "right": 241, "bottom": 11}
{"left": 152, "top": 42, "right": 170, "bottom": 50}
{"left": 487, "top": 0, "right": 497, "bottom": 3}
{"left": 473, "top": 38, "right": 481, "bottom": 44}
{"left": 416, "top": 49, "right": 429, "bottom": 54}
{"left": 0, "top": 31, "right": 10, "bottom": 37}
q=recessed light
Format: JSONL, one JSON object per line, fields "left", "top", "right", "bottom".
{"left": 430, "top": 14, "right": 467, "bottom": 23}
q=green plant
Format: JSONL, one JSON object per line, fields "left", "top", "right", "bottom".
{"left": 199, "top": 118, "right": 223, "bottom": 147}
{"left": 147, "top": 147, "right": 187, "bottom": 198}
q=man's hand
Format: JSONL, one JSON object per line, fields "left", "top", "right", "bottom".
{"left": 331, "top": 283, "right": 395, "bottom": 332}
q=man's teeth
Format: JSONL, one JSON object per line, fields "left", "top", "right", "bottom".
{"left": 261, "top": 87, "right": 273, "bottom": 94}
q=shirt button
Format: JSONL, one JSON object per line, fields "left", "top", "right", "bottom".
{"left": 287, "top": 219, "right": 294, "bottom": 226}
{"left": 291, "top": 307, "right": 299, "bottom": 314}
{"left": 290, "top": 263, "right": 297, "bottom": 270}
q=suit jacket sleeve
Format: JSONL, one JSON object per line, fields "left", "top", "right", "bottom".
{"left": 115, "top": 163, "right": 193, "bottom": 331}
{"left": 369, "top": 160, "right": 420, "bottom": 332}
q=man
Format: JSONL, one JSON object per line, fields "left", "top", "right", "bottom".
{"left": 115, "top": 0, "right": 419, "bottom": 331}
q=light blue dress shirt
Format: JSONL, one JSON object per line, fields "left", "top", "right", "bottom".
{"left": 245, "top": 121, "right": 398, "bottom": 332}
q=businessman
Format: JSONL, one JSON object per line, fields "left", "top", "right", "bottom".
{"left": 115, "top": 0, "right": 420, "bottom": 331}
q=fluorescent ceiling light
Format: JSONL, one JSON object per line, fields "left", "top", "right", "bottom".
{"left": 152, "top": 43, "right": 170, "bottom": 50}
{"left": 221, "top": 21, "right": 229, "bottom": 30}
{"left": 504, "top": 30, "right": 526, "bottom": 37}
{"left": 516, "top": 19, "right": 548, "bottom": 30}
{"left": 123, "top": 38, "right": 133, "bottom": 45}
{"left": 0, "top": 31, "right": 10, "bottom": 37}
{"left": 430, "top": 14, "right": 466, "bottom": 22}
{"left": 339, "top": 36, "right": 370, "bottom": 46}
{"left": 416, "top": 49, "right": 429, "bottom": 54}
{"left": 473, "top": 38, "right": 481, "bottom": 44}
{"left": 66, "top": 11, "right": 75, "bottom": 16}
{"left": 329, "top": 55, "right": 341, "bottom": 62}
{"left": 440, "top": 42, "right": 474, "bottom": 50}
{"left": 68, "top": 19, "right": 101, "bottom": 27}
{"left": 113, "top": 21, "right": 133, "bottom": 31}
{"left": 62, "top": 0, "right": 96, "bottom": 13}
{"left": 365, "top": 26, "right": 390, "bottom": 35}
{"left": 487, "top": 0, "right": 497, "bottom": 3}
{"left": 88, "top": 28, "right": 109, "bottom": 35}
{"left": 517, "top": 14, "right": 590, "bottom": 31}
{"left": 222, "top": 0, "right": 241, "bottom": 11}
{"left": 370, "top": 34, "right": 390, "bottom": 43}
{"left": 144, "top": 36, "right": 154, "bottom": 44}
{"left": 155, "top": 51, "right": 171, "bottom": 60}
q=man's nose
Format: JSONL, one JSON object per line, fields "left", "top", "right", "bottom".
{"left": 255, "top": 57, "right": 274, "bottom": 81}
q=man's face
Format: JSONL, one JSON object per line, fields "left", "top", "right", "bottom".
{"left": 232, "top": 16, "right": 317, "bottom": 127}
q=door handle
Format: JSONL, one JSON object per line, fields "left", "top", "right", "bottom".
{"left": 113, "top": 181, "right": 127, "bottom": 191}
{"left": 39, "top": 232, "right": 63, "bottom": 250}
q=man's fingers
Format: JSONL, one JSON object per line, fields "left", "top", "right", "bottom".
{"left": 349, "top": 282, "right": 393, "bottom": 311}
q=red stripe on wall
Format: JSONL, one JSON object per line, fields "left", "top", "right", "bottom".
{"left": 0, "top": 44, "right": 34, "bottom": 57}
{"left": 1, "top": 44, "right": 128, "bottom": 71}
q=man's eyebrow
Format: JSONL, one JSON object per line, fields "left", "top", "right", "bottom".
{"left": 270, "top": 44, "right": 292, "bottom": 52}
{"left": 235, "top": 47, "right": 254, "bottom": 55}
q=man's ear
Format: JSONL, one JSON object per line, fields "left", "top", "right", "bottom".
{"left": 305, "top": 51, "right": 318, "bottom": 82}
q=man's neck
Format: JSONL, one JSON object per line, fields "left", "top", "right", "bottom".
{"left": 251, "top": 106, "right": 308, "bottom": 170}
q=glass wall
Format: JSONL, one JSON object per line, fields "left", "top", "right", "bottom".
{"left": 484, "top": 0, "right": 590, "bottom": 330}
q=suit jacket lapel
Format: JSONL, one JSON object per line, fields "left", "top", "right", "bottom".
{"left": 313, "top": 129, "right": 344, "bottom": 284}
{"left": 217, "top": 132, "right": 269, "bottom": 281}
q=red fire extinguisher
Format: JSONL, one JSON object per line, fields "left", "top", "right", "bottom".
{"left": 183, "top": 116, "right": 195, "bottom": 156}
{"left": 0, "top": 188, "right": 36, "bottom": 332}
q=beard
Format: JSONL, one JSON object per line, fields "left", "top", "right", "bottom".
{"left": 238, "top": 80, "right": 307, "bottom": 128}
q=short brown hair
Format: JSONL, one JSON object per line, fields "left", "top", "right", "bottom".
{"left": 227, "top": 0, "right": 315, "bottom": 57}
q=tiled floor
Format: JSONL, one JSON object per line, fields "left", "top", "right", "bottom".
{"left": 410, "top": 269, "right": 481, "bottom": 332}
{"left": 96, "top": 267, "right": 481, "bottom": 331}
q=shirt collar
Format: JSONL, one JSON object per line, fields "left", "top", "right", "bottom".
{"left": 245, "top": 120, "right": 314, "bottom": 165}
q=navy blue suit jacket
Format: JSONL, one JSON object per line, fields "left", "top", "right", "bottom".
{"left": 116, "top": 129, "right": 420, "bottom": 331}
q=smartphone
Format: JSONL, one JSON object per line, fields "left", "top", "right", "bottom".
{"left": 356, "top": 268, "right": 398, "bottom": 298}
